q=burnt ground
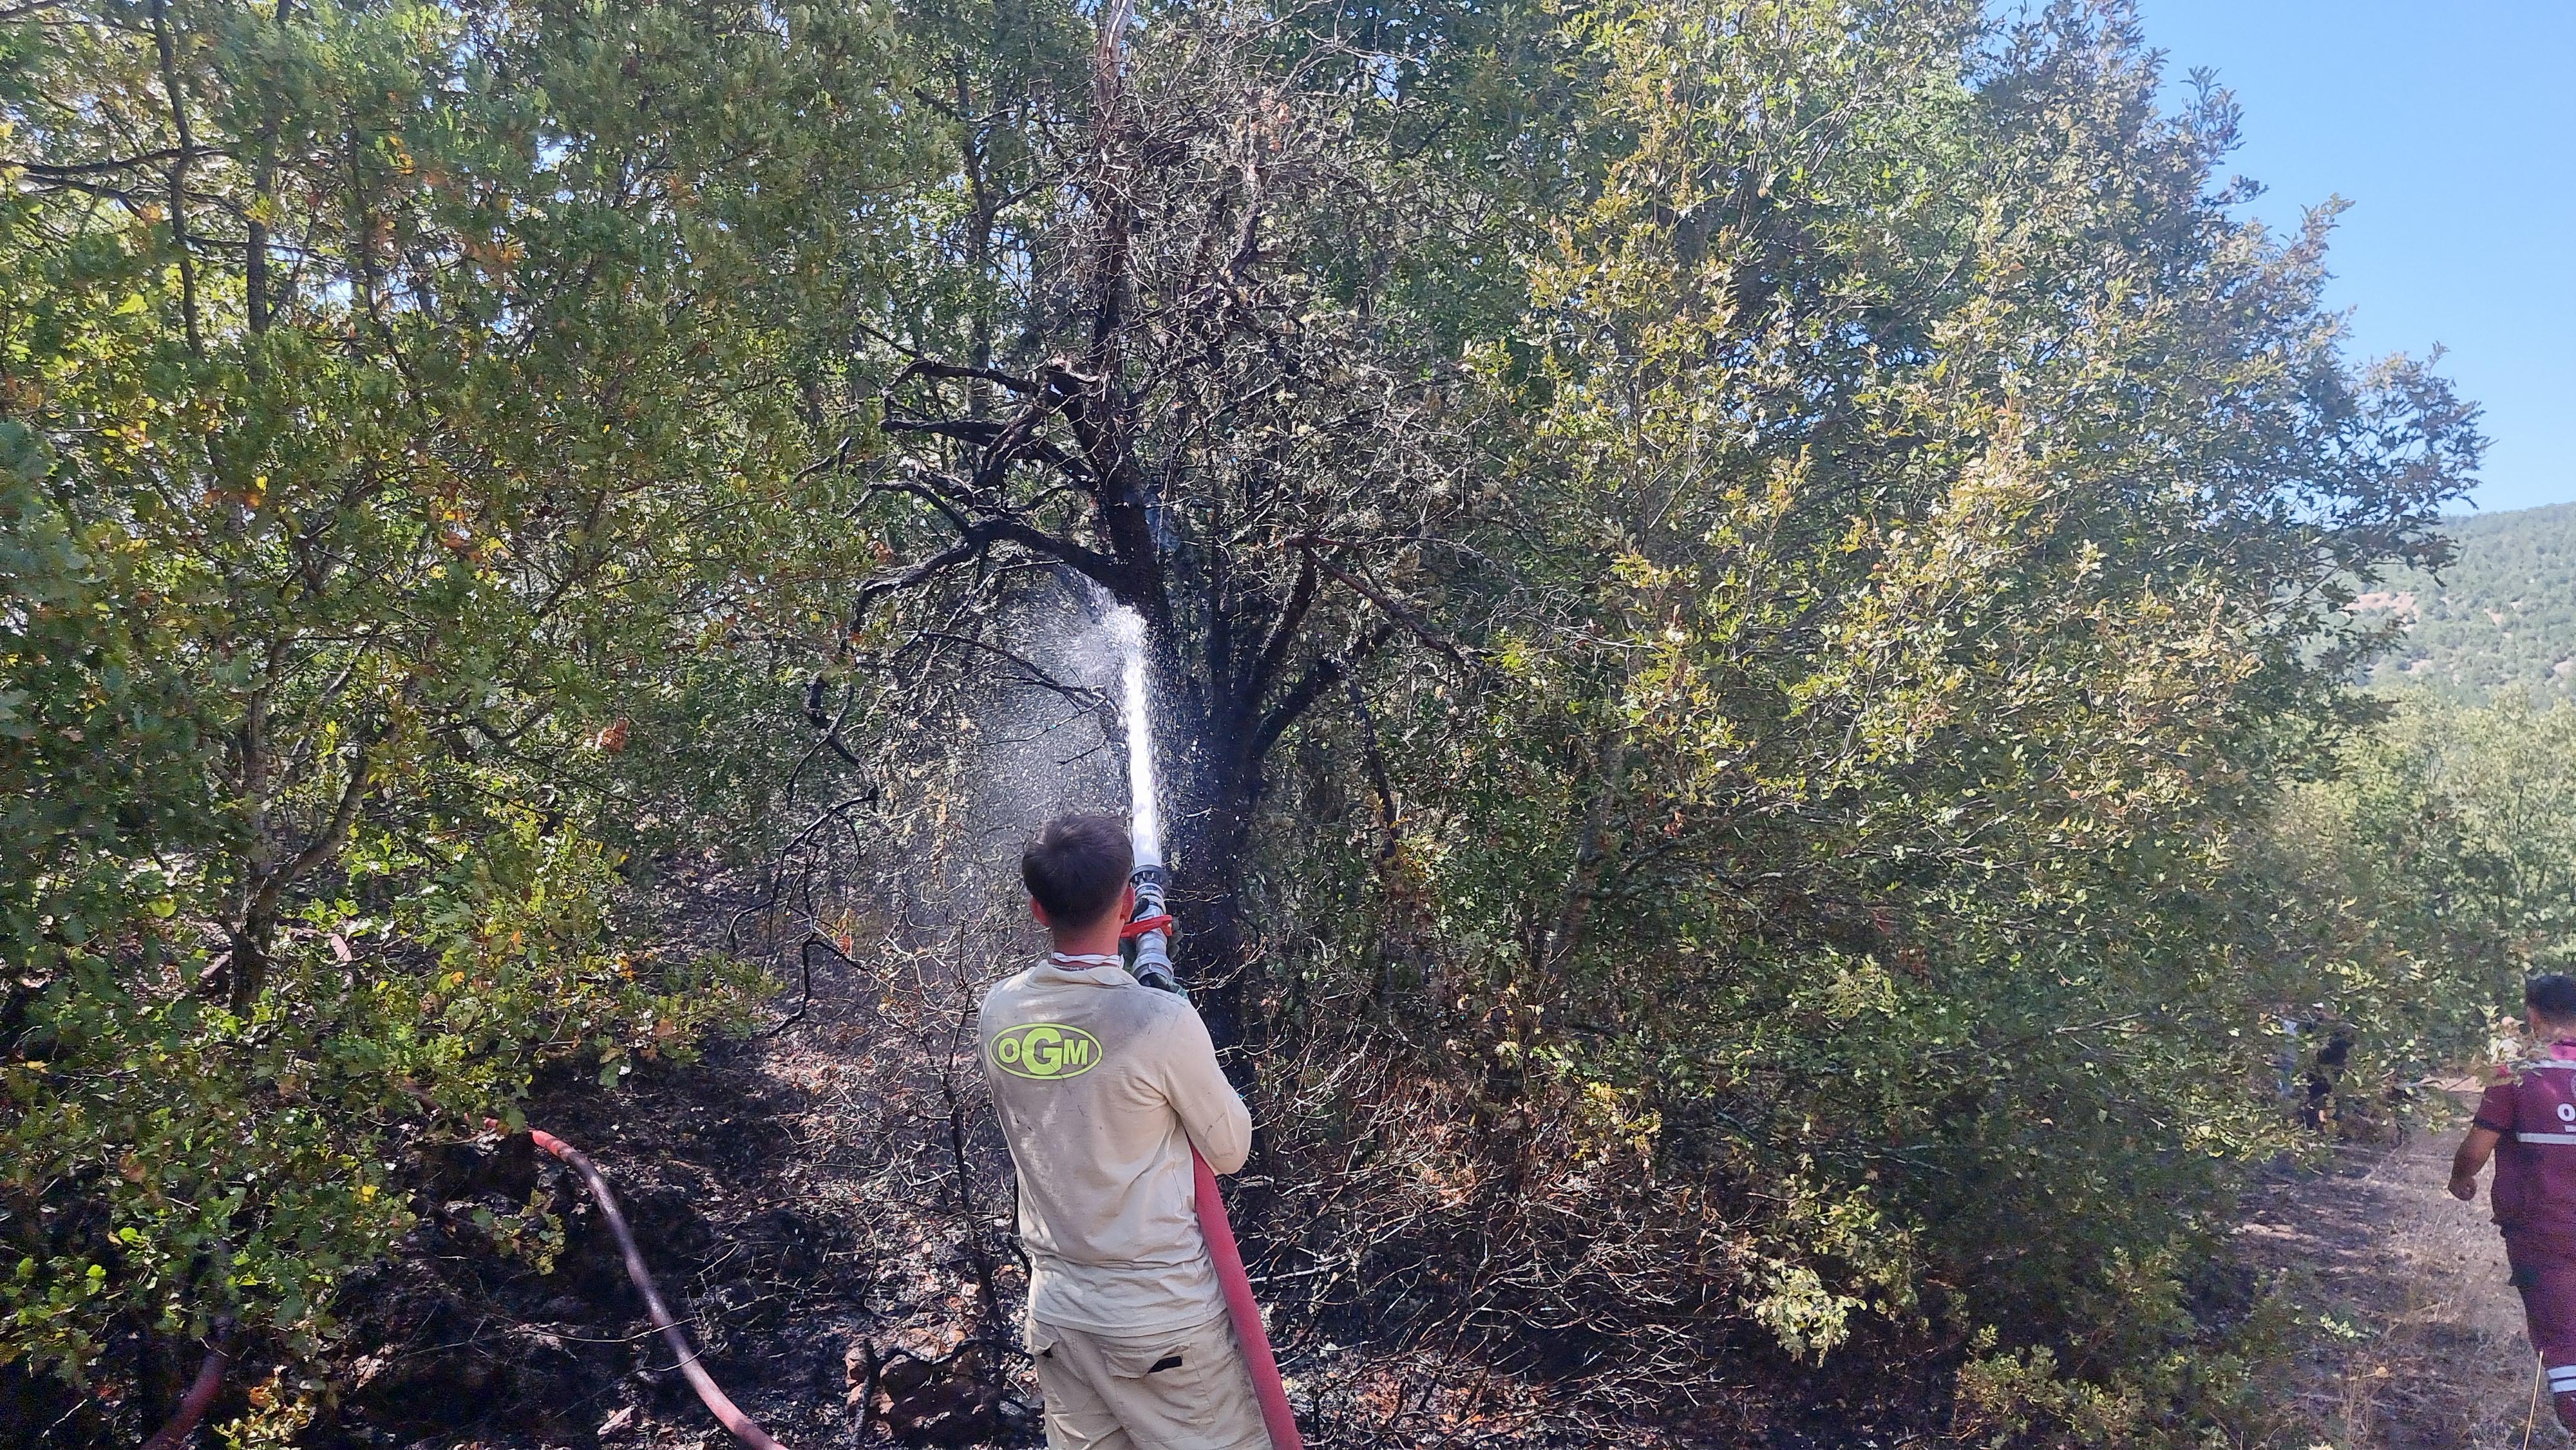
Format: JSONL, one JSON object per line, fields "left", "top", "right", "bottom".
{"left": 2235, "top": 1095, "right": 2557, "bottom": 1449}
{"left": 15, "top": 945, "right": 2551, "bottom": 1450}
{"left": 158, "top": 910, "right": 1964, "bottom": 1450}
{"left": 293, "top": 1064, "right": 2570, "bottom": 1450}
{"left": 304, "top": 937, "right": 1050, "bottom": 1450}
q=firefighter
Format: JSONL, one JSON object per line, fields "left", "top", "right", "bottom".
{"left": 2451, "top": 972, "right": 2576, "bottom": 1431}
{"left": 979, "top": 813, "right": 1266, "bottom": 1450}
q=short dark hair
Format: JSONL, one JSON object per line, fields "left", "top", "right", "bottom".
{"left": 2530, "top": 974, "right": 2576, "bottom": 1022}
{"left": 1021, "top": 814, "right": 1133, "bottom": 931}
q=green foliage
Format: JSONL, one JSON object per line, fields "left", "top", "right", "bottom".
{"left": 1951, "top": 1301, "right": 2280, "bottom": 1450}
{"left": 0, "top": 0, "right": 2533, "bottom": 1438}
{"left": 1949, "top": 1257, "right": 2311, "bottom": 1449}
{"left": 2363, "top": 502, "right": 2576, "bottom": 701}
{"left": 1, "top": 0, "right": 902, "bottom": 1393}
{"left": 2249, "top": 691, "right": 2576, "bottom": 1086}
{"left": 1258, "top": 0, "right": 2479, "bottom": 1420}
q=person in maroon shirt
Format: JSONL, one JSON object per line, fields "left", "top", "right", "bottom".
{"left": 2452, "top": 973, "right": 2576, "bottom": 1430}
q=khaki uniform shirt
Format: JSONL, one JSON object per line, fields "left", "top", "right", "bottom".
{"left": 979, "top": 955, "right": 1252, "bottom": 1333}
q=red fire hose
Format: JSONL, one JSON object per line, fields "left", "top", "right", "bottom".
{"left": 137, "top": 1328, "right": 229, "bottom": 1450}
{"left": 1195, "top": 1150, "right": 1304, "bottom": 1450}
{"left": 1124, "top": 862, "right": 1299, "bottom": 1449}
{"left": 524, "top": 1127, "right": 788, "bottom": 1450}
{"left": 142, "top": 1066, "right": 1287, "bottom": 1450}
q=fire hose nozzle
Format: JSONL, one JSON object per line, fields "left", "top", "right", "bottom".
{"left": 1126, "top": 863, "right": 1184, "bottom": 997}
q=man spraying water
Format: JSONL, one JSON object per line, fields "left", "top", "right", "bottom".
{"left": 979, "top": 815, "right": 1269, "bottom": 1450}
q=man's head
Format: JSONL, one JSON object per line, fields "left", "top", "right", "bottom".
{"left": 1021, "top": 813, "right": 1135, "bottom": 936}
{"left": 2528, "top": 974, "right": 2576, "bottom": 1040}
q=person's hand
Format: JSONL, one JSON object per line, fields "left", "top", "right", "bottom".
{"left": 2450, "top": 1173, "right": 2479, "bottom": 1203}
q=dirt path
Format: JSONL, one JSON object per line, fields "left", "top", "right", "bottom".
{"left": 2239, "top": 1102, "right": 2553, "bottom": 1449}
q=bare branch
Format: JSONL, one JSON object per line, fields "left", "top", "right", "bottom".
{"left": 14, "top": 174, "right": 147, "bottom": 206}
{"left": 1296, "top": 538, "right": 1472, "bottom": 669}
{"left": 911, "top": 631, "right": 1108, "bottom": 709}
{"left": 866, "top": 475, "right": 974, "bottom": 534}
{"left": 1241, "top": 552, "right": 1318, "bottom": 709}
{"left": 10, "top": 147, "right": 223, "bottom": 177}
{"left": 801, "top": 676, "right": 867, "bottom": 769}
{"left": 148, "top": 0, "right": 202, "bottom": 358}
{"left": 1345, "top": 674, "right": 1401, "bottom": 860}
{"left": 846, "top": 514, "right": 1127, "bottom": 642}
{"left": 1249, "top": 625, "right": 1395, "bottom": 769}
{"left": 792, "top": 435, "right": 855, "bottom": 487}
{"left": 888, "top": 358, "right": 1041, "bottom": 397}
{"left": 982, "top": 516, "right": 1126, "bottom": 590}
{"left": 848, "top": 532, "right": 989, "bottom": 641}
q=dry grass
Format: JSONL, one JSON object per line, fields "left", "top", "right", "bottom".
{"left": 2240, "top": 1097, "right": 2555, "bottom": 1449}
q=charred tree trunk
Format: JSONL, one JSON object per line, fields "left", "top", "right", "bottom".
{"left": 1165, "top": 726, "right": 1262, "bottom": 1060}
{"left": 840, "top": 10, "right": 1468, "bottom": 1060}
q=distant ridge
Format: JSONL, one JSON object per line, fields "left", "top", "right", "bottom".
{"left": 2362, "top": 502, "right": 2576, "bottom": 700}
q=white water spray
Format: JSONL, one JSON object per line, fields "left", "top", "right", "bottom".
{"left": 1103, "top": 606, "right": 1180, "bottom": 995}
{"left": 1097, "top": 609, "right": 1298, "bottom": 1450}
{"left": 1106, "top": 607, "right": 1164, "bottom": 867}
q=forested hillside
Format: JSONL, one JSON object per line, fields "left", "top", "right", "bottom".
{"left": 0, "top": 1, "right": 2541, "bottom": 1447}
{"left": 2364, "top": 502, "right": 2576, "bottom": 701}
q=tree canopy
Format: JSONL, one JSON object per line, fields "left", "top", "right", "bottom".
{"left": 0, "top": 0, "right": 2512, "bottom": 1443}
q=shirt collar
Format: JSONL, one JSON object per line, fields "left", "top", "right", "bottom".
{"left": 1033, "top": 953, "right": 1136, "bottom": 988}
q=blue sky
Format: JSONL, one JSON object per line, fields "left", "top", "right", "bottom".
{"left": 2123, "top": 1, "right": 2573, "bottom": 515}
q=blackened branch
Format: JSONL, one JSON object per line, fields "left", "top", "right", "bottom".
{"left": 981, "top": 518, "right": 1126, "bottom": 590}
{"left": 793, "top": 435, "right": 855, "bottom": 486}
{"left": 866, "top": 475, "right": 975, "bottom": 533}
{"left": 913, "top": 631, "right": 1108, "bottom": 709}
{"left": 1249, "top": 624, "right": 1396, "bottom": 769}
{"left": 1296, "top": 539, "right": 1471, "bottom": 668}
{"left": 802, "top": 676, "right": 867, "bottom": 769}
{"left": 14, "top": 147, "right": 223, "bottom": 177}
{"left": 1345, "top": 673, "right": 1401, "bottom": 859}
{"left": 888, "top": 358, "right": 1041, "bottom": 397}
{"left": 846, "top": 516, "right": 1128, "bottom": 645}
{"left": 847, "top": 532, "right": 992, "bottom": 641}
{"left": 881, "top": 377, "right": 1099, "bottom": 492}
{"left": 1240, "top": 553, "right": 1318, "bottom": 712}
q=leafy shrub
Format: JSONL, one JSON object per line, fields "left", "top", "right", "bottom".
{"left": 1, "top": 0, "right": 895, "bottom": 1401}
{"left": 1250, "top": 0, "right": 2480, "bottom": 1427}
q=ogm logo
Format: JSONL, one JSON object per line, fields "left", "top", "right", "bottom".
{"left": 994, "top": 1023, "right": 1101, "bottom": 1080}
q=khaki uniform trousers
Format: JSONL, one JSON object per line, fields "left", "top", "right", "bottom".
{"left": 1027, "top": 1311, "right": 1268, "bottom": 1450}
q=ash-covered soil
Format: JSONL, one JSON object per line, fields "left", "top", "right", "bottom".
{"left": 26, "top": 906, "right": 2496, "bottom": 1450}
{"left": 272, "top": 933, "right": 1960, "bottom": 1450}
{"left": 310, "top": 940, "right": 1046, "bottom": 1450}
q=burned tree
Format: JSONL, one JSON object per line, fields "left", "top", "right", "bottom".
{"left": 836, "top": 6, "right": 1490, "bottom": 1050}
